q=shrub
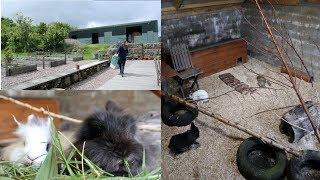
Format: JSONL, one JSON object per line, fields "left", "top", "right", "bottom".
{"left": 3, "top": 48, "right": 14, "bottom": 66}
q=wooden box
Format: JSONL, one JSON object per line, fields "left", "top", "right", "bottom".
{"left": 0, "top": 98, "right": 61, "bottom": 142}
{"left": 190, "top": 39, "right": 247, "bottom": 77}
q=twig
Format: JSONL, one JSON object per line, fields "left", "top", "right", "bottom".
{"left": 242, "top": 64, "right": 292, "bottom": 88}
{"left": 190, "top": 90, "right": 235, "bottom": 102}
{"left": 253, "top": 0, "right": 320, "bottom": 144}
{"left": 274, "top": 113, "right": 311, "bottom": 133}
{"left": 0, "top": 94, "right": 161, "bottom": 132}
{"left": 247, "top": 104, "right": 297, "bottom": 118}
{"left": 162, "top": 92, "right": 301, "bottom": 156}
{"left": 0, "top": 94, "right": 82, "bottom": 123}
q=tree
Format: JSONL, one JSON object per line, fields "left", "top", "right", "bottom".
{"left": 8, "top": 13, "right": 38, "bottom": 52}
{"left": 43, "top": 22, "right": 72, "bottom": 52}
{"left": 37, "top": 22, "right": 47, "bottom": 35}
{"left": 1, "top": 17, "right": 16, "bottom": 50}
{"left": 36, "top": 22, "right": 47, "bottom": 50}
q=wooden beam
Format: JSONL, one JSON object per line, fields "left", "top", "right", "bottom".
{"left": 173, "top": 0, "right": 183, "bottom": 10}
{"left": 248, "top": 0, "right": 300, "bottom": 5}
{"left": 162, "top": 4, "right": 243, "bottom": 20}
{"left": 162, "top": 0, "right": 245, "bottom": 12}
{"left": 306, "top": 0, "right": 320, "bottom": 3}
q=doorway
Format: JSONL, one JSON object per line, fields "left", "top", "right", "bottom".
{"left": 126, "top": 26, "right": 142, "bottom": 43}
{"left": 92, "top": 33, "right": 99, "bottom": 44}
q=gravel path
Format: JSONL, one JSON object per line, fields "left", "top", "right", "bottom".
{"left": 162, "top": 57, "right": 320, "bottom": 179}
{"left": 1, "top": 60, "right": 97, "bottom": 90}
{"left": 66, "top": 61, "right": 133, "bottom": 90}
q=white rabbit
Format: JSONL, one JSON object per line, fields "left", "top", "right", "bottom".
{"left": 1, "top": 114, "right": 52, "bottom": 167}
{"left": 190, "top": 90, "right": 209, "bottom": 103}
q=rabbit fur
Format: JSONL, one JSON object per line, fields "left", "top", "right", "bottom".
{"left": 73, "top": 100, "right": 144, "bottom": 176}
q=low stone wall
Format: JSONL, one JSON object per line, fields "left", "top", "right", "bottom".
{"left": 105, "top": 42, "right": 161, "bottom": 60}
{"left": 72, "top": 56, "right": 83, "bottom": 62}
{"left": 50, "top": 60, "right": 66, "bottom": 67}
{"left": 143, "top": 43, "right": 161, "bottom": 60}
{"left": 13, "top": 61, "right": 110, "bottom": 90}
{"left": 5, "top": 65, "right": 38, "bottom": 76}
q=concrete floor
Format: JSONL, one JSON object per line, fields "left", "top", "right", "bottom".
{"left": 161, "top": 57, "right": 320, "bottom": 179}
{"left": 98, "top": 60, "right": 160, "bottom": 90}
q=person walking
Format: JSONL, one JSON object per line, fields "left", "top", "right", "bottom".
{"left": 117, "top": 40, "right": 129, "bottom": 77}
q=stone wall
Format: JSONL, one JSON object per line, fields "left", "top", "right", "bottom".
{"left": 105, "top": 43, "right": 161, "bottom": 60}
{"left": 241, "top": 3, "right": 320, "bottom": 80}
{"left": 13, "top": 61, "right": 109, "bottom": 90}
{"left": 161, "top": 8, "right": 242, "bottom": 54}
{"left": 5, "top": 65, "right": 38, "bottom": 76}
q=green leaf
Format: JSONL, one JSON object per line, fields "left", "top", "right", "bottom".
{"left": 34, "top": 145, "right": 58, "bottom": 180}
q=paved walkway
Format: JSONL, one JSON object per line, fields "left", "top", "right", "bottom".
{"left": 98, "top": 60, "right": 160, "bottom": 90}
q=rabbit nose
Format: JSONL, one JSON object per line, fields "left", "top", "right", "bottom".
{"left": 27, "top": 155, "right": 36, "bottom": 162}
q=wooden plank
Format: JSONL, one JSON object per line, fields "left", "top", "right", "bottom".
{"left": 0, "top": 98, "right": 61, "bottom": 141}
{"left": 306, "top": 0, "right": 320, "bottom": 2}
{"left": 162, "top": 61, "right": 177, "bottom": 78}
{"left": 162, "top": 0, "right": 245, "bottom": 12}
{"left": 280, "top": 66, "right": 312, "bottom": 82}
{"left": 248, "top": 0, "right": 300, "bottom": 5}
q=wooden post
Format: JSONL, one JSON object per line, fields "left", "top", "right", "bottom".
{"left": 42, "top": 56, "right": 45, "bottom": 69}
{"left": 65, "top": 52, "right": 67, "bottom": 64}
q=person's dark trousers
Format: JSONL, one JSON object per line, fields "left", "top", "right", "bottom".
{"left": 118, "top": 58, "right": 126, "bottom": 76}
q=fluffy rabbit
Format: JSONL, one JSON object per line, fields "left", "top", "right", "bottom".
{"left": 190, "top": 90, "right": 209, "bottom": 103}
{"left": 73, "top": 101, "right": 144, "bottom": 176}
{"left": 168, "top": 123, "right": 200, "bottom": 155}
{"left": 1, "top": 115, "right": 52, "bottom": 167}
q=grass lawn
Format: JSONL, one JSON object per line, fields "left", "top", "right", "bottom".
{"left": 82, "top": 44, "right": 109, "bottom": 60}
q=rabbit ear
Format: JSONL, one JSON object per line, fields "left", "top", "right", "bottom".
{"left": 27, "top": 114, "right": 38, "bottom": 125}
{"left": 105, "top": 101, "right": 123, "bottom": 112}
{"left": 46, "top": 116, "right": 53, "bottom": 127}
{"left": 12, "top": 115, "right": 22, "bottom": 127}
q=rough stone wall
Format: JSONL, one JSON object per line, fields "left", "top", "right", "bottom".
{"left": 161, "top": 9, "right": 242, "bottom": 52}
{"left": 105, "top": 43, "right": 161, "bottom": 60}
{"left": 241, "top": 3, "right": 320, "bottom": 80}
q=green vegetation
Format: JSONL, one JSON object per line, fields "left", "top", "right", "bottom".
{"left": 0, "top": 118, "right": 161, "bottom": 179}
{"left": 82, "top": 44, "right": 109, "bottom": 60}
{"left": 3, "top": 48, "right": 14, "bottom": 66}
{"left": 1, "top": 13, "right": 72, "bottom": 53}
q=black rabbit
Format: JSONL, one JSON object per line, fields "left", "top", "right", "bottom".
{"left": 74, "top": 101, "right": 144, "bottom": 176}
{"left": 168, "top": 123, "right": 200, "bottom": 155}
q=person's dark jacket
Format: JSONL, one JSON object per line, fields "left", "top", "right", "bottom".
{"left": 117, "top": 45, "right": 128, "bottom": 61}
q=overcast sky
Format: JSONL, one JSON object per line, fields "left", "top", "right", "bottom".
{"left": 1, "top": 0, "right": 161, "bottom": 33}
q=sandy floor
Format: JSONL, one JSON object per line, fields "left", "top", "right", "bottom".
{"left": 161, "top": 57, "right": 320, "bottom": 179}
